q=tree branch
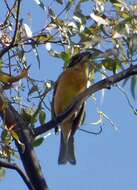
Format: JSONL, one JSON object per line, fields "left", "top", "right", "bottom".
{"left": 3, "top": 0, "right": 16, "bottom": 28}
{"left": 0, "top": 94, "right": 48, "bottom": 190}
{"left": 0, "top": 0, "right": 21, "bottom": 58}
{"left": 0, "top": 160, "right": 34, "bottom": 190}
{"left": 11, "top": 0, "right": 21, "bottom": 45}
{"left": 34, "top": 64, "right": 137, "bottom": 137}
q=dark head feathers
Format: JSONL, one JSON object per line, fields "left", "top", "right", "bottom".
{"left": 67, "top": 51, "right": 92, "bottom": 68}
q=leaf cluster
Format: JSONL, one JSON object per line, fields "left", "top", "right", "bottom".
{"left": 0, "top": 0, "right": 137, "bottom": 177}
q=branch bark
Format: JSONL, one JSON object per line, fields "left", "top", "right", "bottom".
{"left": 0, "top": 94, "right": 48, "bottom": 190}
{"left": 0, "top": 160, "right": 34, "bottom": 190}
{"left": 34, "top": 64, "right": 137, "bottom": 137}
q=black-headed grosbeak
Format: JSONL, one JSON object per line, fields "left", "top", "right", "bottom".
{"left": 52, "top": 52, "right": 92, "bottom": 164}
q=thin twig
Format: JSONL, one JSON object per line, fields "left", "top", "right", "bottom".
{"left": 0, "top": 1, "right": 71, "bottom": 58}
{"left": 3, "top": 0, "right": 16, "bottom": 27}
{"left": 0, "top": 0, "right": 21, "bottom": 58}
{"left": 79, "top": 126, "right": 102, "bottom": 135}
{"left": 11, "top": 0, "right": 21, "bottom": 46}
{"left": 0, "top": 159, "right": 34, "bottom": 190}
{"left": 116, "top": 84, "right": 137, "bottom": 114}
{"left": 42, "top": 1, "right": 72, "bottom": 32}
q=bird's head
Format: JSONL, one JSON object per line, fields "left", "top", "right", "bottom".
{"left": 68, "top": 51, "right": 92, "bottom": 69}
{"left": 67, "top": 51, "right": 93, "bottom": 82}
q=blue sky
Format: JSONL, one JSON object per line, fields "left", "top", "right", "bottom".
{"left": 1, "top": 1, "right": 137, "bottom": 190}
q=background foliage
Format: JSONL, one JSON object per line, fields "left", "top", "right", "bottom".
{"left": 0, "top": 0, "right": 137, "bottom": 189}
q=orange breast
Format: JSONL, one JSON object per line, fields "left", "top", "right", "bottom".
{"left": 54, "top": 68, "right": 88, "bottom": 115}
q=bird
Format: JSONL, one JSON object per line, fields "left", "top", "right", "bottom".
{"left": 52, "top": 51, "right": 92, "bottom": 165}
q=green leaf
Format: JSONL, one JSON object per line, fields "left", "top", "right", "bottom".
{"left": 0, "top": 60, "right": 3, "bottom": 66}
{"left": 66, "top": 1, "right": 74, "bottom": 11}
{"left": 21, "top": 108, "right": 37, "bottom": 125}
{"left": 90, "top": 13, "right": 109, "bottom": 26}
{"left": 134, "top": 109, "right": 137, "bottom": 115}
{"left": 60, "top": 52, "right": 71, "bottom": 67}
{"left": 130, "top": 76, "right": 137, "bottom": 100}
{"left": 32, "top": 45, "right": 41, "bottom": 69}
{"left": 1, "top": 130, "right": 11, "bottom": 144}
{"left": 102, "top": 57, "right": 121, "bottom": 73}
{"left": 32, "top": 137, "right": 44, "bottom": 147}
{"left": 102, "top": 58, "right": 115, "bottom": 71}
{"left": 10, "top": 130, "right": 25, "bottom": 152}
{"left": 23, "top": 23, "right": 32, "bottom": 38}
{"left": 33, "top": 0, "right": 46, "bottom": 11}
{"left": 110, "top": 0, "right": 119, "bottom": 3}
{"left": 48, "top": 8, "right": 56, "bottom": 20}
{"left": 39, "top": 109, "right": 46, "bottom": 125}
{"left": 74, "top": 2, "right": 87, "bottom": 24}
{"left": 33, "top": 34, "right": 53, "bottom": 43}
{"left": 128, "top": 34, "right": 137, "bottom": 53}
{"left": 56, "top": 0, "right": 63, "bottom": 4}
{"left": 0, "top": 167, "right": 5, "bottom": 180}
{"left": 113, "top": 2, "right": 123, "bottom": 11}
{"left": 114, "top": 16, "right": 135, "bottom": 33}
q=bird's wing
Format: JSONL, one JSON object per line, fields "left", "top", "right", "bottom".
{"left": 71, "top": 102, "right": 86, "bottom": 136}
{"left": 51, "top": 70, "right": 86, "bottom": 134}
{"left": 51, "top": 72, "right": 65, "bottom": 133}
{"left": 51, "top": 80, "right": 59, "bottom": 133}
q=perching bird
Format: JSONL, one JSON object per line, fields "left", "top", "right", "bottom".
{"left": 52, "top": 52, "right": 92, "bottom": 165}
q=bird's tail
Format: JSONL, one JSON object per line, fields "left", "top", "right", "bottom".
{"left": 58, "top": 133, "right": 76, "bottom": 165}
